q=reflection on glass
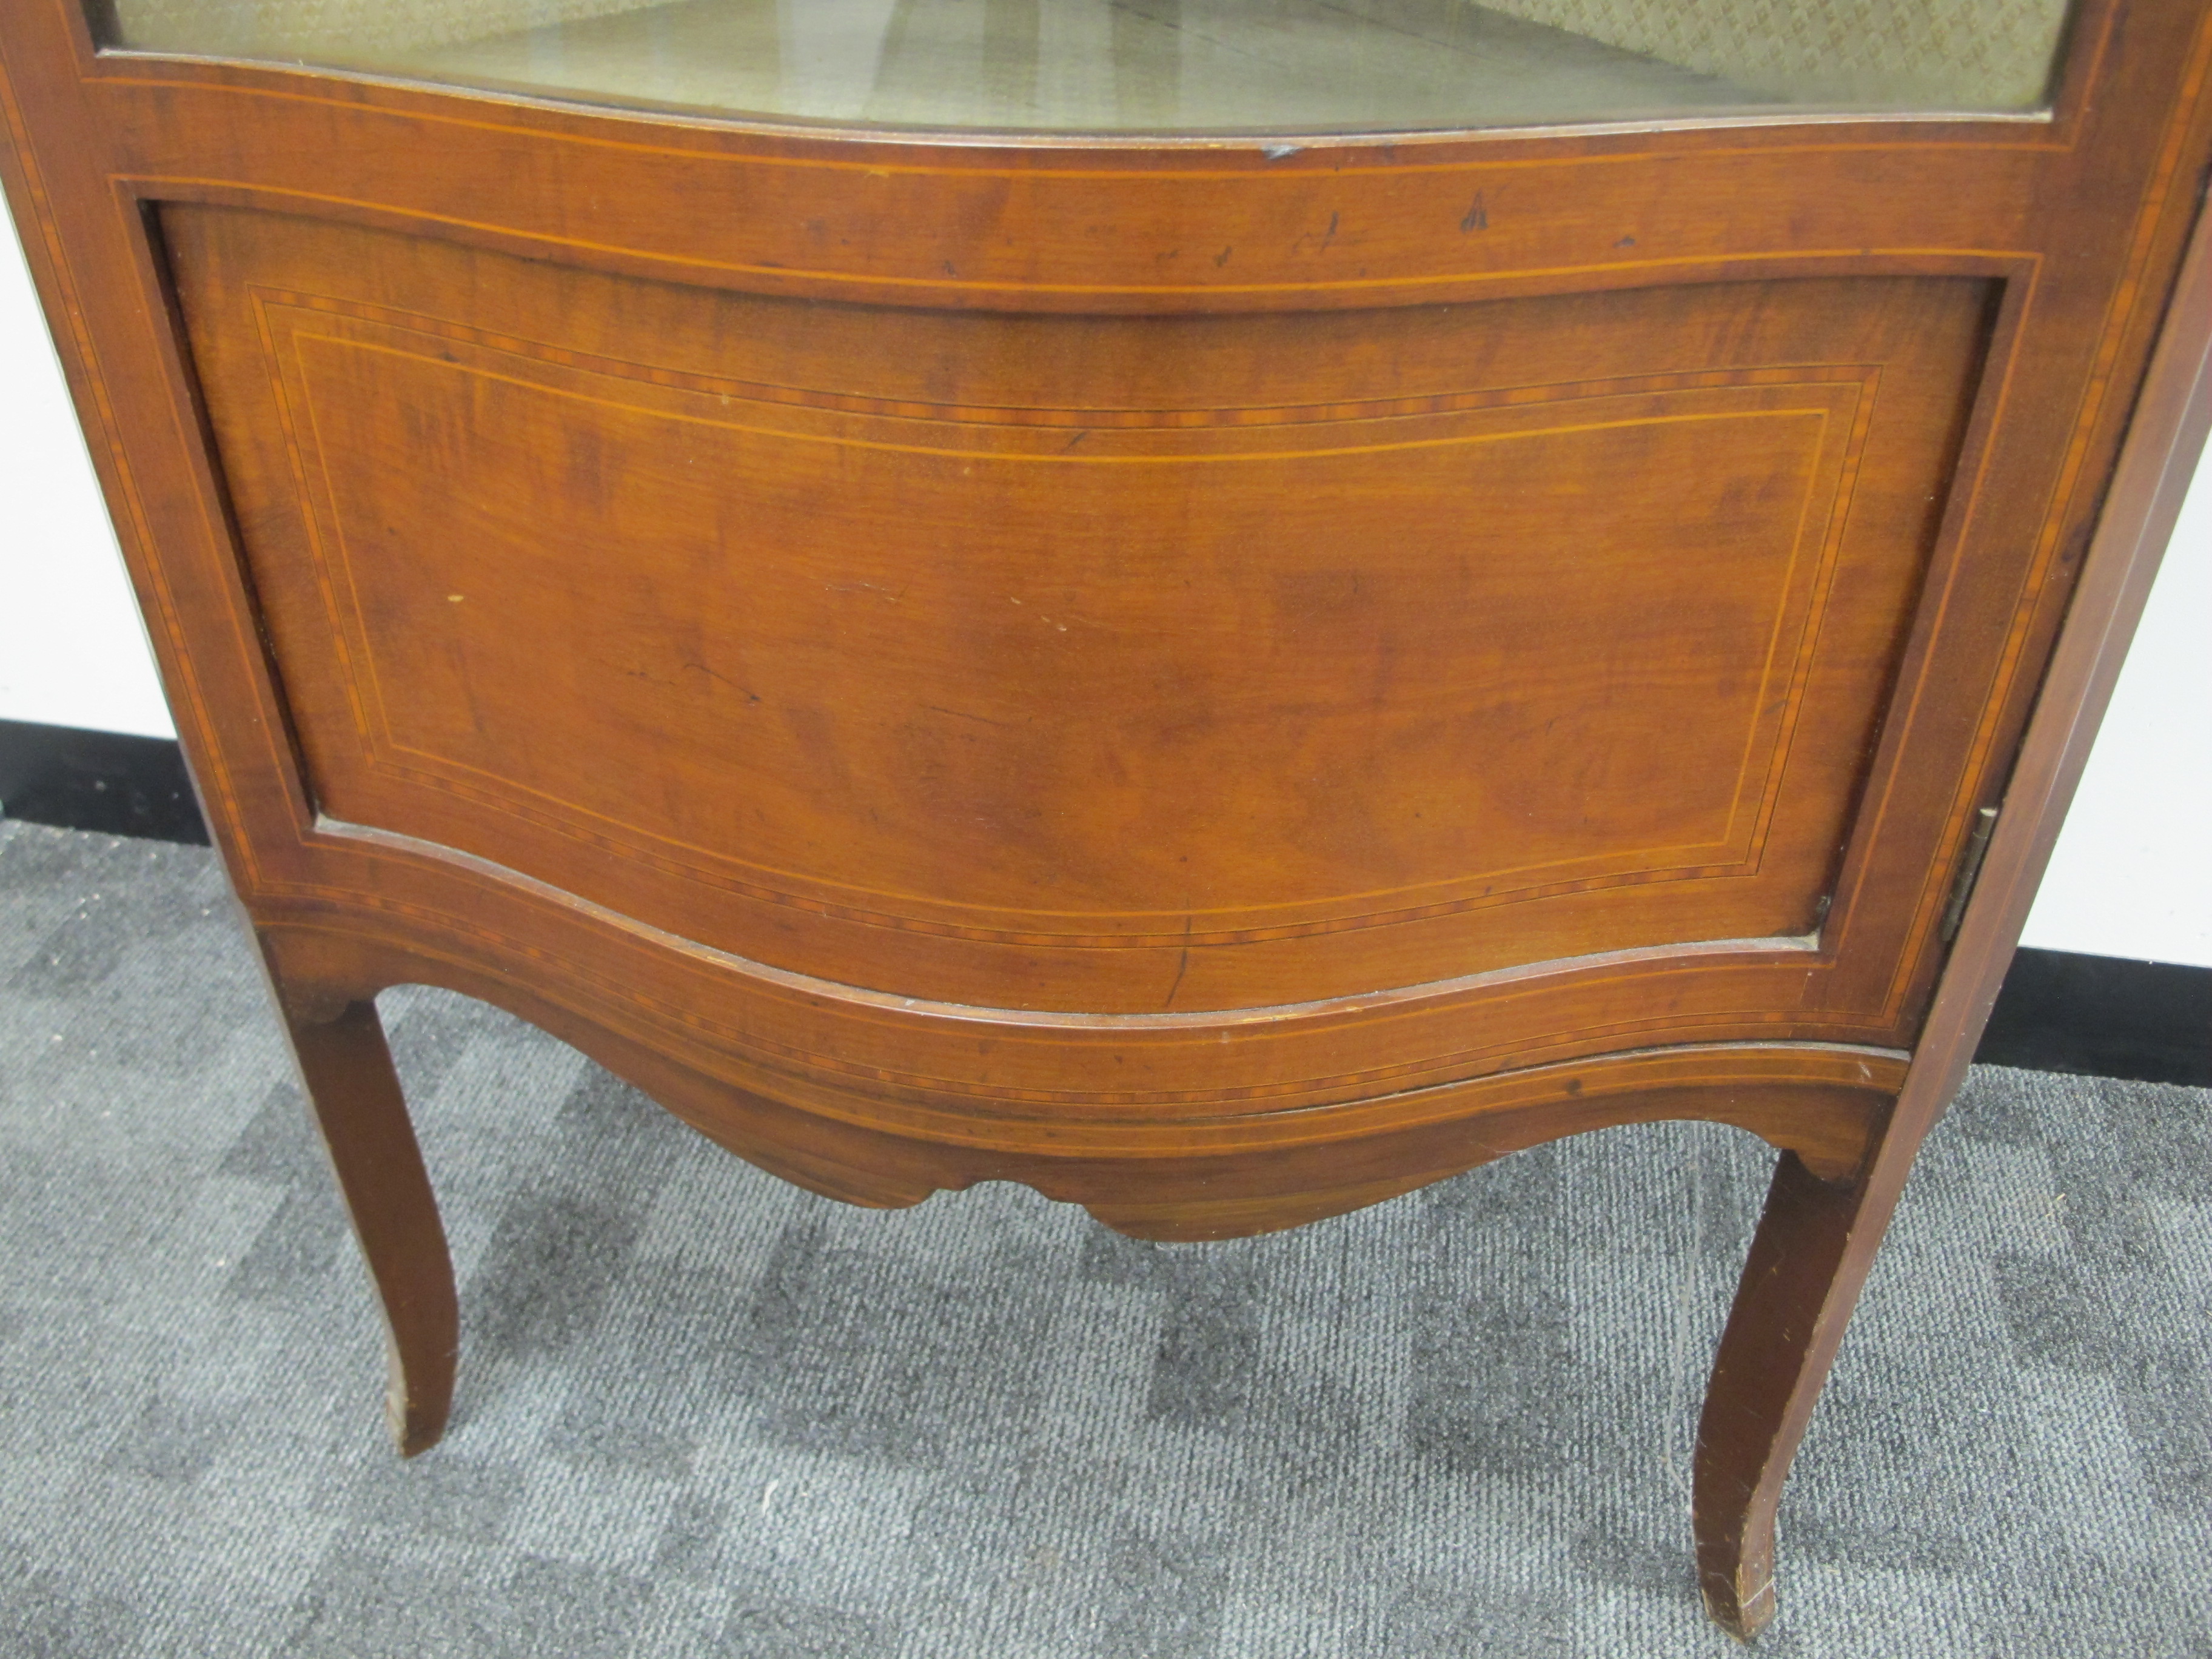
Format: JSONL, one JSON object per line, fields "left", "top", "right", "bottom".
{"left": 99, "top": 0, "right": 2075, "bottom": 133}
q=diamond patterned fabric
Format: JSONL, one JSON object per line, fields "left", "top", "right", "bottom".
{"left": 104, "top": 0, "right": 2074, "bottom": 114}
{"left": 109, "top": 0, "right": 667, "bottom": 61}
{"left": 1484, "top": 0, "right": 2071, "bottom": 108}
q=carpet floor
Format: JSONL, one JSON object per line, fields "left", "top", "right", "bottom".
{"left": 1, "top": 819, "right": 2208, "bottom": 1657}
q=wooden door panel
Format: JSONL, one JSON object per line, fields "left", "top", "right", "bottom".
{"left": 168, "top": 204, "right": 1989, "bottom": 1014}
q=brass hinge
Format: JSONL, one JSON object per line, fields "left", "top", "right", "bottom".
{"left": 1939, "top": 805, "right": 2002, "bottom": 943}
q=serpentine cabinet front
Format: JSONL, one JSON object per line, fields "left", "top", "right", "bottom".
{"left": 5, "top": 0, "right": 2209, "bottom": 1636}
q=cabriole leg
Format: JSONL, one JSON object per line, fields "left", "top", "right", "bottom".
{"left": 278, "top": 996, "right": 457, "bottom": 1457}
{"left": 1694, "top": 1150, "right": 1883, "bottom": 1640}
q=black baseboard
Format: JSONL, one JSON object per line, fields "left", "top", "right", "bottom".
{"left": 0, "top": 717, "right": 209, "bottom": 845}
{"left": 1, "top": 720, "right": 2204, "bottom": 1086}
{"left": 1976, "top": 946, "right": 2211, "bottom": 1088}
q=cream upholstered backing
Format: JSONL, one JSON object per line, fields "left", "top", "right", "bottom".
{"left": 110, "top": 0, "right": 668, "bottom": 59}
{"left": 1482, "top": 0, "right": 2074, "bottom": 108}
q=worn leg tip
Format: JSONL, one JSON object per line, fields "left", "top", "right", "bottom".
{"left": 1701, "top": 1574, "right": 1777, "bottom": 1642}
{"left": 384, "top": 1388, "right": 449, "bottom": 1459}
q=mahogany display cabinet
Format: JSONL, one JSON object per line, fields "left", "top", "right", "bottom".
{"left": 6, "top": 0, "right": 2210, "bottom": 1636}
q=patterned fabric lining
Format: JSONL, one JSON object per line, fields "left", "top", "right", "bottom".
{"left": 105, "top": 0, "right": 2073, "bottom": 112}
{"left": 1485, "top": 0, "right": 2072, "bottom": 108}
{"left": 109, "top": 0, "right": 667, "bottom": 61}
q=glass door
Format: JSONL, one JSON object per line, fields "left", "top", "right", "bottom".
{"left": 93, "top": 0, "right": 2078, "bottom": 133}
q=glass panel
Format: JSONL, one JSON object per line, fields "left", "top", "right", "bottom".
{"left": 98, "top": 0, "right": 2076, "bottom": 133}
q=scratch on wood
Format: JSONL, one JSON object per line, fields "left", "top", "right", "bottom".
{"left": 1461, "top": 192, "right": 1489, "bottom": 233}
{"left": 1296, "top": 212, "right": 1341, "bottom": 255}
{"left": 1164, "top": 917, "right": 1195, "bottom": 1008}
{"left": 680, "top": 659, "right": 750, "bottom": 697}
{"left": 923, "top": 703, "right": 1016, "bottom": 729}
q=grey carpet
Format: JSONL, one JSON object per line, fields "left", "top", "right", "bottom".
{"left": 1, "top": 817, "right": 2209, "bottom": 1658}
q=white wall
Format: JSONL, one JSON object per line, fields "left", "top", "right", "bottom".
{"left": 2, "top": 197, "right": 171, "bottom": 737}
{"left": 5, "top": 196, "right": 2208, "bottom": 966}
{"left": 2026, "top": 460, "right": 2212, "bottom": 967}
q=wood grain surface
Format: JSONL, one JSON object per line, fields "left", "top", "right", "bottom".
{"left": 166, "top": 207, "right": 1991, "bottom": 1028}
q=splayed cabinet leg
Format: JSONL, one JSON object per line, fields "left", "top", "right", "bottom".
{"left": 278, "top": 995, "right": 457, "bottom": 1457}
{"left": 1694, "top": 1150, "right": 1888, "bottom": 1640}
